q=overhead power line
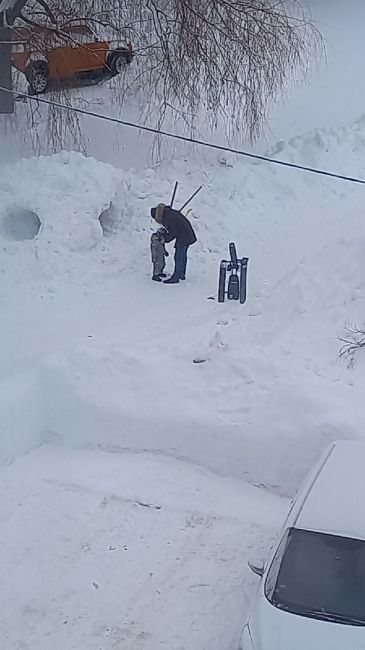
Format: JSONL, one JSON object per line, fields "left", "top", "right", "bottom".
{"left": 1, "top": 85, "right": 365, "bottom": 186}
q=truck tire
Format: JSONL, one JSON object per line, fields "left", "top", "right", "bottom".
{"left": 107, "top": 50, "right": 130, "bottom": 76}
{"left": 26, "top": 61, "right": 48, "bottom": 95}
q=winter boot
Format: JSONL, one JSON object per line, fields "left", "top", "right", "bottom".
{"left": 152, "top": 275, "right": 162, "bottom": 282}
{"left": 159, "top": 273, "right": 167, "bottom": 278}
{"left": 163, "top": 276, "right": 179, "bottom": 284}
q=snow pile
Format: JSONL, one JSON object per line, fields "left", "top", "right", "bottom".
{"left": 266, "top": 116, "right": 365, "bottom": 179}
{"left": 1, "top": 117, "right": 365, "bottom": 494}
{"left": 0, "top": 151, "right": 120, "bottom": 253}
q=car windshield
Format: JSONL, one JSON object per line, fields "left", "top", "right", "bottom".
{"left": 265, "top": 528, "right": 365, "bottom": 626}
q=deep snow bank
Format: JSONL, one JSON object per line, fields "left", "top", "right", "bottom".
{"left": 1, "top": 118, "right": 365, "bottom": 493}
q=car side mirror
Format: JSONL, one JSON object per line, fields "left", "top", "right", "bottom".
{"left": 248, "top": 558, "right": 265, "bottom": 577}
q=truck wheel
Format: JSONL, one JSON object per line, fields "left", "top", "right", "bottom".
{"left": 26, "top": 62, "right": 48, "bottom": 95}
{"left": 108, "top": 51, "right": 129, "bottom": 76}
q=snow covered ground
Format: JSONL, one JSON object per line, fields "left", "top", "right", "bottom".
{"left": 1, "top": 122, "right": 365, "bottom": 494}
{"left": 1, "top": 119, "right": 365, "bottom": 646}
{"left": 0, "top": 445, "right": 287, "bottom": 650}
{"left": 2, "top": 5, "right": 365, "bottom": 647}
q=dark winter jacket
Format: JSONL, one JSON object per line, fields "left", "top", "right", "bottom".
{"left": 154, "top": 205, "right": 197, "bottom": 247}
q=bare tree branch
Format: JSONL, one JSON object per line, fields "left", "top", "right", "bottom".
{"left": 339, "top": 322, "right": 365, "bottom": 368}
{"left": 33, "top": 0, "right": 56, "bottom": 24}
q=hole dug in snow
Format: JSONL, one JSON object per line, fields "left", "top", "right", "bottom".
{"left": 99, "top": 203, "right": 122, "bottom": 237}
{"left": 1, "top": 208, "right": 41, "bottom": 241}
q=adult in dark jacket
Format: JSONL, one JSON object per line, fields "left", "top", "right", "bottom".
{"left": 151, "top": 203, "right": 197, "bottom": 284}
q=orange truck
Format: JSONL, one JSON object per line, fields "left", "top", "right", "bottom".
{"left": 11, "top": 24, "right": 133, "bottom": 94}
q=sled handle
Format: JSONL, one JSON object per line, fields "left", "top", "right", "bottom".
{"left": 229, "top": 242, "right": 238, "bottom": 268}
{"left": 170, "top": 181, "right": 179, "bottom": 207}
{"left": 179, "top": 185, "right": 203, "bottom": 212}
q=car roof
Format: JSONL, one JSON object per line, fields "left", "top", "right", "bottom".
{"left": 295, "top": 441, "right": 365, "bottom": 540}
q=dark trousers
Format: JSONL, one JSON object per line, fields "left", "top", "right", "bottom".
{"left": 172, "top": 244, "right": 188, "bottom": 280}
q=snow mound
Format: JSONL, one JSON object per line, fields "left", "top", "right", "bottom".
{"left": 0, "top": 151, "right": 121, "bottom": 253}
{"left": 266, "top": 116, "right": 365, "bottom": 180}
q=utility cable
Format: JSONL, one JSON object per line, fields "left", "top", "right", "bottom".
{"left": 1, "top": 85, "right": 365, "bottom": 186}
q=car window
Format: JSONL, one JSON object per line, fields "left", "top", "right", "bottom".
{"left": 265, "top": 528, "right": 365, "bottom": 626}
{"left": 12, "top": 43, "right": 25, "bottom": 53}
{"left": 71, "top": 32, "right": 93, "bottom": 46}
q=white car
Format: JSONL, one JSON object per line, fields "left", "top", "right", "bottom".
{"left": 240, "top": 441, "right": 365, "bottom": 650}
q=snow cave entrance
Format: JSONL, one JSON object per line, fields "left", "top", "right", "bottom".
{"left": 1, "top": 208, "right": 41, "bottom": 241}
{"left": 98, "top": 203, "right": 120, "bottom": 237}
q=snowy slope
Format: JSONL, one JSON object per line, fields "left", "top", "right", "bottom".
{"left": 1, "top": 117, "right": 365, "bottom": 498}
